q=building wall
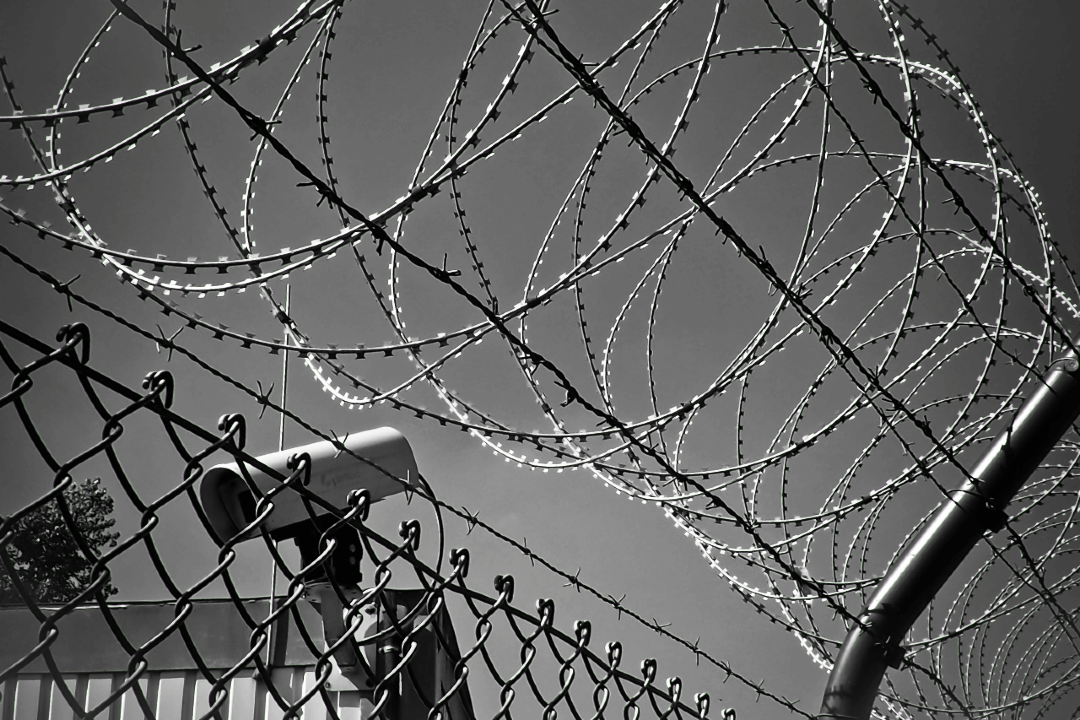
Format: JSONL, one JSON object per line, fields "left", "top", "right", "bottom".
{"left": 2, "top": 668, "right": 375, "bottom": 720}
{"left": 0, "top": 594, "right": 469, "bottom": 720}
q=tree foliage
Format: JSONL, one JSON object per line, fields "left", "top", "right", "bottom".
{"left": 0, "top": 478, "right": 121, "bottom": 604}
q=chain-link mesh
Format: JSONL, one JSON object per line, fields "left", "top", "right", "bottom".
{"left": 0, "top": 318, "right": 720, "bottom": 720}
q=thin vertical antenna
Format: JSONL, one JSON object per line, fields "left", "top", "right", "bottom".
{"left": 267, "top": 285, "right": 291, "bottom": 668}
{"left": 278, "top": 285, "right": 291, "bottom": 455}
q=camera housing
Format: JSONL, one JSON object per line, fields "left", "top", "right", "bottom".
{"left": 200, "top": 426, "right": 418, "bottom": 545}
{"left": 199, "top": 426, "right": 423, "bottom": 689}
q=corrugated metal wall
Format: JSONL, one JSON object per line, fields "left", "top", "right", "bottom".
{"left": 1, "top": 669, "right": 375, "bottom": 720}
{"left": 0, "top": 595, "right": 468, "bottom": 720}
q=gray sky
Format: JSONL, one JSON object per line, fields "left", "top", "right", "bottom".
{"left": 2, "top": 1, "right": 1079, "bottom": 717}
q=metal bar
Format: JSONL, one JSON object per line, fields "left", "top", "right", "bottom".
{"left": 278, "top": 286, "right": 292, "bottom": 465}
{"left": 379, "top": 613, "right": 402, "bottom": 720}
{"left": 818, "top": 345, "right": 1080, "bottom": 720}
{"left": 266, "top": 285, "right": 290, "bottom": 669}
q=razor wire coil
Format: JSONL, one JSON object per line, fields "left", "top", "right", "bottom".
{"left": 2, "top": 0, "right": 1080, "bottom": 717}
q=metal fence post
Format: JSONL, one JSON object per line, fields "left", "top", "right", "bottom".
{"left": 818, "top": 342, "right": 1080, "bottom": 720}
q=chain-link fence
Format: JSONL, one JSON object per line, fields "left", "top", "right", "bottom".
{"left": 0, "top": 318, "right": 722, "bottom": 720}
{"left": 4, "top": 1, "right": 1080, "bottom": 718}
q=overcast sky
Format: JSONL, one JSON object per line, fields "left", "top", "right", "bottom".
{"left": 2, "top": 2, "right": 1079, "bottom": 718}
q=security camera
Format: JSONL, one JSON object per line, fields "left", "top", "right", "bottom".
{"left": 200, "top": 426, "right": 420, "bottom": 688}
{"left": 200, "top": 426, "right": 418, "bottom": 545}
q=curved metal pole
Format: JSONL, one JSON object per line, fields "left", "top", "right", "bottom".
{"left": 818, "top": 346, "right": 1080, "bottom": 720}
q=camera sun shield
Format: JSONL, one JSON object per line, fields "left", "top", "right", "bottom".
{"left": 200, "top": 426, "right": 418, "bottom": 544}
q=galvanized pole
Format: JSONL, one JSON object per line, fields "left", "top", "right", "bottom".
{"left": 818, "top": 344, "right": 1080, "bottom": 720}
